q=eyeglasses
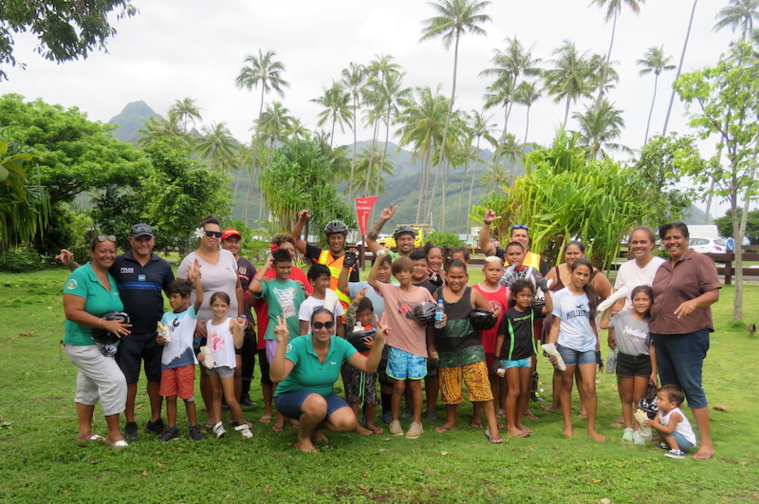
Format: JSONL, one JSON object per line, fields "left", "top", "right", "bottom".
{"left": 312, "top": 321, "right": 335, "bottom": 330}
{"left": 204, "top": 230, "right": 222, "bottom": 238}
{"left": 512, "top": 224, "right": 529, "bottom": 230}
{"left": 96, "top": 234, "right": 117, "bottom": 242}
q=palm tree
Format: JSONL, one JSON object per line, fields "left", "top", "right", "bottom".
{"left": 514, "top": 81, "right": 541, "bottom": 143}
{"left": 168, "top": 97, "right": 201, "bottom": 134}
{"left": 637, "top": 46, "right": 675, "bottom": 144}
{"left": 714, "top": 0, "right": 759, "bottom": 41}
{"left": 572, "top": 99, "right": 628, "bottom": 159}
{"left": 136, "top": 112, "right": 183, "bottom": 147}
{"left": 480, "top": 36, "right": 540, "bottom": 164}
{"left": 311, "top": 81, "right": 353, "bottom": 148}
{"left": 587, "top": 53, "right": 620, "bottom": 98}
{"left": 341, "top": 62, "right": 366, "bottom": 188}
{"left": 589, "top": 0, "right": 644, "bottom": 105}
{"left": 662, "top": 0, "right": 698, "bottom": 136}
{"left": 350, "top": 145, "right": 395, "bottom": 196}
{"left": 282, "top": 117, "right": 309, "bottom": 142}
{"left": 420, "top": 0, "right": 491, "bottom": 205}
{"left": 543, "top": 40, "right": 593, "bottom": 128}
{"left": 465, "top": 109, "right": 497, "bottom": 231}
{"left": 257, "top": 102, "right": 293, "bottom": 148}
{"left": 235, "top": 49, "right": 289, "bottom": 223}
{"left": 196, "top": 122, "right": 236, "bottom": 173}
{"left": 364, "top": 54, "right": 402, "bottom": 193}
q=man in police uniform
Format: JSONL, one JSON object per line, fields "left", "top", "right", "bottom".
{"left": 58, "top": 223, "right": 174, "bottom": 441}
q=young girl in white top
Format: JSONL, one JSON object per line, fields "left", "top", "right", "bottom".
{"left": 547, "top": 258, "right": 605, "bottom": 442}
{"left": 600, "top": 285, "right": 658, "bottom": 443}
{"left": 200, "top": 292, "right": 250, "bottom": 439}
{"left": 644, "top": 384, "right": 697, "bottom": 459}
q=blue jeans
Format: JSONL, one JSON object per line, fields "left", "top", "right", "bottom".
{"left": 651, "top": 329, "right": 710, "bottom": 409}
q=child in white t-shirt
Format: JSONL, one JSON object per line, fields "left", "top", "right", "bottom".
{"left": 644, "top": 384, "right": 697, "bottom": 459}
{"left": 298, "top": 263, "right": 345, "bottom": 337}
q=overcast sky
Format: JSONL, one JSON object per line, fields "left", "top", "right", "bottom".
{"left": 2, "top": 0, "right": 746, "bottom": 215}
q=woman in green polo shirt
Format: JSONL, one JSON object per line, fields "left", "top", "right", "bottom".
{"left": 270, "top": 307, "right": 388, "bottom": 453}
{"left": 62, "top": 235, "right": 132, "bottom": 449}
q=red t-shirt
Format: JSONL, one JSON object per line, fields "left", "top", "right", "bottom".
{"left": 253, "top": 266, "right": 313, "bottom": 350}
{"left": 473, "top": 283, "right": 508, "bottom": 354}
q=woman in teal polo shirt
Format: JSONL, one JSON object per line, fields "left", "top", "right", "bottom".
{"left": 62, "top": 235, "right": 132, "bottom": 449}
{"left": 270, "top": 307, "right": 388, "bottom": 453}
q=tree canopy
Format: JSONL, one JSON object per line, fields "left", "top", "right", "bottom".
{"left": 0, "top": 0, "right": 138, "bottom": 80}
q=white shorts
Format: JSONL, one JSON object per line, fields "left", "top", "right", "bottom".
{"left": 65, "top": 344, "right": 127, "bottom": 416}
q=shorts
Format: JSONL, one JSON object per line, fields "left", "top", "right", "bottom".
{"left": 377, "top": 358, "right": 393, "bottom": 387}
{"left": 265, "top": 339, "right": 279, "bottom": 365}
{"left": 615, "top": 352, "right": 652, "bottom": 378}
{"left": 159, "top": 365, "right": 196, "bottom": 399}
{"left": 343, "top": 364, "right": 378, "bottom": 405}
{"left": 258, "top": 348, "right": 273, "bottom": 386}
{"left": 439, "top": 361, "right": 494, "bottom": 405}
{"left": 503, "top": 357, "right": 532, "bottom": 369}
{"left": 669, "top": 431, "right": 696, "bottom": 453}
{"left": 275, "top": 391, "right": 348, "bottom": 420}
{"left": 64, "top": 344, "right": 127, "bottom": 416}
{"left": 556, "top": 345, "right": 596, "bottom": 367}
{"left": 206, "top": 365, "right": 234, "bottom": 379}
{"left": 115, "top": 331, "right": 162, "bottom": 383}
{"left": 652, "top": 329, "right": 710, "bottom": 409}
{"left": 386, "top": 347, "right": 427, "bottom": 380}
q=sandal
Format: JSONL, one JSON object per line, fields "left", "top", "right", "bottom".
{"left": 271, "top": 423, "right": 285, "bottom": 433}
{"left": 367, "top": 426, "right": 384, "bottom": 435}
{"left": 435, "top": 425, "right": 455, "bottom": 434}
{"left": 469, "top": 420, "right": 483, "bottom": 429}
{"left": 108, "top": 439, "right": 128, "bottom": 450}
{"left": 258, "top": 415, "right": 273, "bottom": 424}
{"left": 523, "top": 412, "right": 539, "bottom": 420}
{"left": 484, "top": 429, "right": 503, "bottom": 444}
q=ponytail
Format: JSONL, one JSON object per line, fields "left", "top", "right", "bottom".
{"left": 571, "top": 258, "right": 598, "bottom": 320}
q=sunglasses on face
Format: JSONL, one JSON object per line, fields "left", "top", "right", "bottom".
{"left": 205, "top": 230, "right": 222, "bottom": 238}
{"left": 312, "top": 321, "right": 335, "bottom": 330}
{"left": 512, "top": 224, "right": 529, "bottom": 230}
{"left": 96, "top": 234, "right": 117, "bottom": 243}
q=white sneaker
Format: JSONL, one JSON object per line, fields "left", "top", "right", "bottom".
{"left": 212, "top": 421, "right": 226, "bottom": 439}
{"left": 622, "top": 428, "right": 634, "bottom": 442}
{"left": 234, "top": 423, "right": 253, "bottom": 439}
{"left": 405, "top": 422, "right": 423, "bottom": 439}
{"left": 389, "top": 420, "right": 404, "bottom": 436}
{"left": 200, "top": 346, "right": 215, "bottom": 369}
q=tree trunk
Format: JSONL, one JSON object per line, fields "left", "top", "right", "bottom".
{"left": 243, "top": 88, "right": 267, "bottom": 223}
{"left": 456, "top": 157, "right": 470, "bottom": 233}
{"left": 439, "top": 159, "right": 449, "bottom": 232}
{"left": 436, "top": 32, "right": 460, "bottom": 193}
{"left": 562, "top": 94, "right": 571, "bottom": 129}
{"left": 466, "top": 137, "right": 482, "bottom": 234}
{"left": 595, "top": 10, "right": 617, "bottom": 107}
{"left": 733, "top": 164, "right": 756, "bottom": 320}
{"left": 644, "top": 73, "right": 659, "bottom": 144}
{"left": 427, "top": 156, "right": 443, "bottom": 226}
{"left": 363, "top": 119, "right": 380, "bottom": 196}
{"left": 663, "top": 0, "right": 697, "bottom": 136}
{"left": 524, "top": 105, "right": 532, "bottom": 144}
{"left": 492, "top": 103, "right": 510, "bottom": 165}
{"left": 349, "top": 95, "right": 358, "bottom": 190}
{"left": 416, "top": 147, "right": 431, "bottom": 224}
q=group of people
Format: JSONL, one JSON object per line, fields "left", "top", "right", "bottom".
{"left": 58, "top": 208, "right": 719, "bottom": 459}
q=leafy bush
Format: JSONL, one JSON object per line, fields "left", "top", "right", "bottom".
{"left": 0, "top": 247, "right": 43, "bottom": 272}
{"left": 425, "top": 232, "right": 464, "bottom": 248}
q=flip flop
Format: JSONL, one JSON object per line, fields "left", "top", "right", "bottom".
{"left": 435, "top": 425, "right": 455, "bottom": 434}
{"left": 523, "top": 412, "right": 539, "bottom": 420}
{"left": 271, "top": 424, "right": 285, "bottom": 433}
{"left": 258, "top": 415, "right": 273, "bottom": 424}
{"left": 609, "top": 420, "right": 625, "bottom": 428}
{"left": 484, "top": 429, "right": 504, "bottom": 444}
{"left": 108, "top": 439, "right": 128, "bottom": 450}
{"left": 84, "top": 434, "right": 104, "bottom": 441}
{"left": 469, "top": 420, "right": 484, "bottom": 429}
{"left": 367, "top": 426, "right": 384, "bottom": 435}
{"left": 693, "top": 451, "right": 715, "bottom": 460}
{"left": 357, "top": 429, "right": 373, "bottom": 436}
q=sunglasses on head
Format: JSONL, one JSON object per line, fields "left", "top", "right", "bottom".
{"left": 312, "top": 321, "right": 335, "bottom": 330}
{"left": 96, "top": 234, "right": 117, "bottom": 242}
{"left": 512, "top": 224, "right": 529, "bottom": 230}
{"left": 204, "top": 230, "right": 222, "bottom": 238}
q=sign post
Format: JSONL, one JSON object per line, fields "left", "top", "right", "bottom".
{"left": 355, "top": 196, "right": 379, "bottom": 269}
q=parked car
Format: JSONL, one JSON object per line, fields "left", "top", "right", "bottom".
{"left": 689, "top": 237, "right": 726, "bottom": 253}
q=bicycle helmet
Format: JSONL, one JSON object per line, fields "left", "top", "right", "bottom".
{"left": 324, "top": 220, "right": 348, "bottom": 235}
{"left": 413, "top": 301, "right": 437, "bottom": 326}
{"left": 393, "top": 225, "right": 415, "bottom": 240}
{"left": 469, "top": 308, "right": 496, "bottom": 330}
{"left": 91, "top": 311, "right": 130, "bottom": 345}
{"left": 347, "top": 329, "right": 376, "bottom": 352}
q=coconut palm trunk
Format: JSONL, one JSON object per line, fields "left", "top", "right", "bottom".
{"left": 663, "top": 0, "right": 698, "bottom": 136}
{"left": 644, "top": 72, "right": 660, "bottom": 144}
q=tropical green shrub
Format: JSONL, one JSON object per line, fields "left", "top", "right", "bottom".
{"left": 0, "top": 247, "right": 43, "bottom": 272}
{"left": 425, "top": 232, "right": 463, "bottom": 248}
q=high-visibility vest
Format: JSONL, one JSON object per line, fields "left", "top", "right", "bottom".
{"left": 524, "top": 251, "right": 542, "bottom": 270}
{"left": 317, "top": 250, "right": 353, "bottom": 310}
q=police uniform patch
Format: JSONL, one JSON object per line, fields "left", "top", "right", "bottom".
{"left": 238, "top": 267, "right": 247, "bottom": 275}
{"left": 66, "top": 279, "right": 78, "bottom": 290}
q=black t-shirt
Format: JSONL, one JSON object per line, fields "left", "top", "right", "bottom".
{"left": 495, "top": 247, "right": 549, "bottom": 276}
{"left": 109, "top": 251, "right": 174, "bottom": 333}
{"left": 236, "top": 257, "right": 256, "bottom": 322}
{"left": 414, "top": 279, "right": 437, "bottom": 296}
{"left": 498, "top": 306, "right": 544, "bottom": 361}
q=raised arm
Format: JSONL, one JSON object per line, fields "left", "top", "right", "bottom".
{"left": 269, "top": 315, "right": 295, "bottom": 382}
{"left": 291, "top": 210, "right": 311, "bottom": 256}
{"left": 365, "top": 205, "right": 396, "bottom": 254}
{"left": 478, "top": 209, "right": 501, "bottom": 257}
{"left": 248, "top": 256, "right": 273, "bottom": 295}
{"left": 56, "top": 249, "right": 80, "bottom": 271}
{"left": 366, "top": 250, "right": 386, "bottom": 289}
{"left": 187, "top": 259, "right": 204, "bottom": 312}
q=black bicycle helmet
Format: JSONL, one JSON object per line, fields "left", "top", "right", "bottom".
{"left": 324, "top": 220, "right": 348, "bottom": 235}
{"left": 638, "top": 395, "right": 659, "bottom": 419}
{"left": 469, "top": 308, "right": 496, "bottom": 330}
{"left": 91, "top": 311, "right": 130, "bottom": 345}
{"left": 393, "top": 225, "right": 415, "bottom": 240}
{"left": 347, "top": 329, "right": 375, "bottom": 352}
{"left": 413, "top": 301, "right": 437, "bottom": 326}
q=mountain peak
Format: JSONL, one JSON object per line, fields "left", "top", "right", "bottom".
{"left": 108, "top": 101, "right": 160, "bottom": 143}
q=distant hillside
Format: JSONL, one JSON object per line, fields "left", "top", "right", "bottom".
{"left": 108, "top": 101, "right": 160, "bottom": 143}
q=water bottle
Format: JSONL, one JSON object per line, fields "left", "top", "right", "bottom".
{"left": 434, "top": 299, "right": 444, "bottom": 329}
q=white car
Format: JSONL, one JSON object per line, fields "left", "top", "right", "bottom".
{"left": 689, "top": 237, "right": 726, "bottom": 253}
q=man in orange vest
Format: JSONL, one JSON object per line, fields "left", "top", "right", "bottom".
{"left": 292, "top": 210, "right": 358, "bottom": 312}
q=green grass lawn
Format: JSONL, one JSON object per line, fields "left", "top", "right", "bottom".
{"left": 1, "top": 268, "right": 758, "bottom": 503}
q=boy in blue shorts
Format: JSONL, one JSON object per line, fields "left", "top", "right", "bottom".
{"left": 368, "top": 252, "right": 435, "bottom": 439}
{"left": 155, "top": 260, "right": 204, "bottom": 441}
